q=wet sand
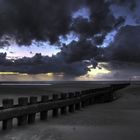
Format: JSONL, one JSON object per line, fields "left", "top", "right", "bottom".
{"left": 0, "top": 83, "right": 140, "bottom": 140}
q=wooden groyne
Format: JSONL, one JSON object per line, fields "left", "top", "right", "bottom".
{"left": 0, "top": 83, "right": 130, "bottom": 131}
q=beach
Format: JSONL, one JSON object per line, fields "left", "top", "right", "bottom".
{"left": 0, "top": 81, "right": 110, "bottom": 104}
{"left": 0, "top": 82, "right": 140, "bottom": 140}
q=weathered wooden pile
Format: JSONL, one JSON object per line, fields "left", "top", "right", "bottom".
{"left": 0, "top": 83, "right": 130, "bottom": 131}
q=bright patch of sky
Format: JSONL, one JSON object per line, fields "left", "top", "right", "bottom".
{"left": 101, "top": 30, "right": 117, "bottom": 48}
{"left": 0, "top": 32, "right": 80, "bottom": 59}
{"left": 0, "top": 41, "right": 60, "bottom": 59}
{"left": 72, "top": 7, "right": 90, "bottom": 20}
{"left": 60, "top": 32, "right": 79, "bottom": 45}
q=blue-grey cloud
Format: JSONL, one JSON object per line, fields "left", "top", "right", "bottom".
{"left": 0, "top": 0, "right": 127, "bottom": 46}
{"left": 0, "top": 0, "right": 139, "bottom": 76}
{"left": 0, "top": 53, "right": 95, "bottom": 76}
{"left": 107, "top": 25, "right": 140, "bottom": 62}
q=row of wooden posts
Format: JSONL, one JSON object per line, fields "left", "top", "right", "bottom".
{"left": 0, "top": 83, "right": 130, "bottom": 131}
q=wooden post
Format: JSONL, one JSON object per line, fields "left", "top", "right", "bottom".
{"left": 91, "top": 94, "right": 95, "bottom": 105}
{"left": 60, "top": 93, "right": 67, "bottom": 115}
{"left": 52, "top": 94, "right": 59, "bottom": 117}
{"left": 88, "top": 90, "right": 92, "bottom": 105}
{"left": 89, "top": 90, "right": 95, "bottom": 105}
{"left": 28, "top": 96, "right": 37, "bottom": 124}
{"left": 40, "top": 95, "right": 49, "bottom": 121}
{"left": 2, "top": 99, "right": 14, "bottom": 130}
{"left": 81, "top": 91, "right": 86, "bottom": 108}
{"left": 17, "top": 97, "right": 28, "bottom": 126}
{"left": 68, "top": 93, "right": 75, "bottom": 113}
{"left": 75, "top": 92, "right": 81, "bottom": 110}
{"left": 108, "top": 92, "right": 114, "bottom": 101}
{"left": 86, "top": 90, "right": 90, "bottom": 106}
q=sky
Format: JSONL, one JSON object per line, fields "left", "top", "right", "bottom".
{"left": 0, "top": 0, "right": 140, "bottom": 81}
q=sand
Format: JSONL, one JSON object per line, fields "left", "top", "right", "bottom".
{"left": 0, "top": 83, "right": 140, "bottom": 140}
{"left": 0, "top": 81, "right": 108, "bottom": 105}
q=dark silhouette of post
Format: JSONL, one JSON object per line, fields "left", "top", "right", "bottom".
{"left": 68, "top": 93, "right": 75, "bottom": 113}
{"left": 2, "top": 99, "right": 14, "bottom": 130}
{"left": 17, "top": 97, "right": 28, "bottom": 126}
{"left": 75, "top": 92, "right": 81, "bottom": 110}
{"left": 28, "top": 96, "right": 37, "bottom": 124}
{"left": 81, "top": 91, "right": 86, "bottom": 108}
{"left": 89, "top": 89, "right": 95, "bottom": 105}
{"left": 60, "top": 93, "right": 67, "bottom": 115}
{"left": 85, "top": 90, "right": 90, "bottom": 106}
{"left": 40, "top": 95, "right": 49, "bottom": 120}
{"left": 52, "top": 94, "right": 59, "bottom": 117}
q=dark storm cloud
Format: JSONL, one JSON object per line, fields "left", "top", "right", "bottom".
{"left": 111, "top": 0, "right": 137, "bottom": 11}
{"left": 106, "top": 25, "right": 140, "bottom": 62}
{"left": 71, "top": 0, "right": 125, "bottom": 45}
{"left": 0, "top": 53, "right": 92, "bottom": 76}
{"left": 0, "top": 39, "right": 100, "bottom": 76}
{"left": 98, "top": 61, "right": 140, "bottom": 80}
{"left": 0, "top": 0, "right": 75, "bottom": 45}
{"left": 58, "top": 39, "right": 99, "bottom": 63}
{"left": 86, "top": 0, "right": 118, "bottom": 34}
{"left": 0, "top": 0, "right": 126, "bottom": 46}
{"left": 0, "top": 53, "right": 11, "bottom": 64}
{"left": 0, "top": 0, "right": 138, "bottom": 76}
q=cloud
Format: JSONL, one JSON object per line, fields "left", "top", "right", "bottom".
{"left": 0, "top": 38, "right": 100, "bottom": 76}
{"left": 0, "top": 0, "right": 126, "bottom": 46}
{"left": 0, "top": 52, "right": 11, "bottom": 64}
{"left": 58, "top": 39, "right": 100, "bottom": 63}
{"left": 71, "top": 0, "right": 125, "bottom": 44}
{"left": 0, "top": 0, "right": 138, "bottom": 77}
{"left": 0, "top": 53, "right": 93, "bottom": 76}
{"left": 0, "top": 24, "right": 140, "bottom": 77}
{"left": 98, "top": 61, "right": 140, "bottom": 80}
{"left": 0, "top": 0, "right": 75, "bottom": 45}
{"left": 107, "top": 25, "right": 140, "bottom": 62}
{"left": 111, "top": 0, "right": 137, "bottom": 11}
